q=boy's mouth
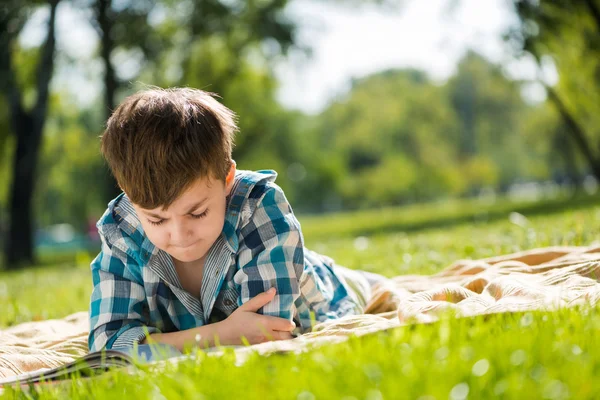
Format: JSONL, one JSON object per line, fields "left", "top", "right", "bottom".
{"left": 172, "top": 240, "right": 199, "bottom": 249}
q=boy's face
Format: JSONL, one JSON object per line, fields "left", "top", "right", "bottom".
{"left": 131, "top": 164, "right": 236, "bottom": 264}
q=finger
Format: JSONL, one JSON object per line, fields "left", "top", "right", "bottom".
{"left": 261, "top": 315, "right": 296, "bottom": 332}
{"left": 237, "top": 288, "right": 276, "bottom": 312}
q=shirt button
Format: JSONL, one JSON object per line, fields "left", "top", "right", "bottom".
{"left": 224, "top": 299, "right": 233, "bottom": 306}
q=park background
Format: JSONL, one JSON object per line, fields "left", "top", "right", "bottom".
{"left": 1, "top": 0, "right": 599, "bottom": 269}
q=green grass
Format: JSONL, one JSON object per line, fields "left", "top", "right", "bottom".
{"left": 299, "top": 190, "right": 600, "bottom": 242}
{"left": 0, "top": 261, "right": 92, "bottom": 326}
{"left": 1, "top": 193, "right": 600, "bottom": 398}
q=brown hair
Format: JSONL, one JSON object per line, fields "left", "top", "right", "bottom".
{"left": 101, "top": 87, "right": 237, "bottom": 209}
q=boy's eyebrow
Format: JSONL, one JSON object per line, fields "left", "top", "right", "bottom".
{"left": 143, "top": 197, "right": 209, "bottom": 219}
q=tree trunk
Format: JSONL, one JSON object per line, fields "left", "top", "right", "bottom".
{"left": 96, "top": 0, "right": 122, "bottom": 201}
{"left": 4, "top": 0, "right": 59, "bottom": 269}
{"left": 5, "top": 114, "right": 37, "bottom": 267}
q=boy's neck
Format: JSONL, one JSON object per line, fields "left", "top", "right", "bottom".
{"left": 172, "top": 254, "right": 207, "bottom": 269}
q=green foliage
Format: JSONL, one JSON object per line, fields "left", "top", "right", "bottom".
{"left": 294, "top": 54, "right": 556, "bottom": 211}
{"left": 448, "top": 52, "right": 534, "bottom": 188}
{"left": 34, "top": 48, "right": 568, "bottom": 218}
{"left": 11, "top": 46, "right": 42, "bottom": 110}
{"left": 34, "top": 92, "right": 107, "bottom": 229}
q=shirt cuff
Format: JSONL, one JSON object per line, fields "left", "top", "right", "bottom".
{"left": 111, "top": 326, "right": 161, "bottom": 350}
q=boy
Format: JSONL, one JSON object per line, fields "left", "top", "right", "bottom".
{"left": 88, "top": 87, "right": 385, "bottom": 353}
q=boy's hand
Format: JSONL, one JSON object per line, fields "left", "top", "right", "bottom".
{"left": 220, "top": 288, "right": 296, "bottom": 345}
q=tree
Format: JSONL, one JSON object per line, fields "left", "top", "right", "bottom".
{"left": 300, "top": 51, "right": 550, "bottom": 211}
{"left": 309, "top": 68, "right": 462, "bottom": 209}
{"left": 507, "top": 0, "right": 600, "bottom": 180}
{"left": 447, "top": 51, "right": 531, "bottom": 192}
{"left": 0, "top": 0, "right": 60, "bottom": 268}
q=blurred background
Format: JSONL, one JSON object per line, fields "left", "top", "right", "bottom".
{"left": 1, "top": 0, "right": 599, "bottom": 269}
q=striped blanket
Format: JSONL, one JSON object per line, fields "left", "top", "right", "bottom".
{"left": 1, "top": 245, "right": 599, "bottom": 378}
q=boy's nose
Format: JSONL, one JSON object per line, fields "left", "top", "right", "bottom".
{"left": 170, "top": 221, "right": 195, "bottom": 247}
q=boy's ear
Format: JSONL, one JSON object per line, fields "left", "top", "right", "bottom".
{"left": 225, "top": 160, "right": 237, "bottom": 195}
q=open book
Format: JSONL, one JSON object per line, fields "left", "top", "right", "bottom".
{"left": 0, "top": 344, "right": 182, "bottom": 389}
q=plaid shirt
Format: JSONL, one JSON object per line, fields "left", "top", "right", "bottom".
{"left": 88, "top": 169, "right": 363, "bottom": 351}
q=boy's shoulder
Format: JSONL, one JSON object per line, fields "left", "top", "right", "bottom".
{"left": 231, "top": 168, "right": 279, "bottom": 198}
{"left": 228, "top": 169, "right": 281, "bottom": 214}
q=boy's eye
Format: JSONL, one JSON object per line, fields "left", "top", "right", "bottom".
{"left": 191, "top": 209, "right": 209, "bottom": 219}
{"left": 148, "top": 209, "right": 209, "bottom": 226}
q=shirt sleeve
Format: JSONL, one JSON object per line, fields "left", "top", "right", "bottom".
{"left": 88, "top": 237, "right": 160, "bottom": 352}
{"left": 233, "top": 183, "right": 305, "bottom": 322}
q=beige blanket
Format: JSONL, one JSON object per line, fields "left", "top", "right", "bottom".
{"left": 2, "top": 245, "right": 600, "bottom": 378}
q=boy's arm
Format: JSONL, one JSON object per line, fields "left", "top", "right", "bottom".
{"left": 88, "top": 239, "right": 161, "bottom": 352}
{"left": 234, "top": 183, "right": 305, "bottom": 323}
{"left": 90, "top": 252, "right": 229, "bottom": 352}
{"left": 90, "top": 231, "right": 294, "bottom": 352}
{"left": 143, "top": 287, "right": 296, "bottom": 350}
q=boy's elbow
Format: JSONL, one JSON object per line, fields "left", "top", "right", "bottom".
{"left": 88, "top": 329, "right": 109, "bottom": 352}
{"left": 88, "top": 321, "right": 159, "bottom": 352}
{"left": 88, "top": 320, "right": 122, "bottom": 352}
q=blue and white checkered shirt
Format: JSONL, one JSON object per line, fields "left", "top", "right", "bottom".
{"left": 88, "top": 169, "right": 363, "bottom": 351}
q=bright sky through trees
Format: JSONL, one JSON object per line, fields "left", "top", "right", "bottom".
{"left": 19, "top": 0, "right": 554, "bottom": 113}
